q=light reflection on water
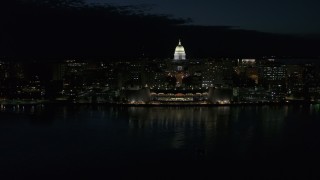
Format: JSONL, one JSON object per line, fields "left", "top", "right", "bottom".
{"left": 0, "top": 104, "right": 320, "bottom": 179}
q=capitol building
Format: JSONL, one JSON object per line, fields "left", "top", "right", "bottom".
{"left": 174, "top": 40, "right": 186, "bottom": 60}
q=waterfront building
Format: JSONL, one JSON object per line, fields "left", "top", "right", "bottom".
{"left": 286, "top": 65, "right": 304, "bottom": 98}
{"left": 258, "top": 60, "right": 287, "bottom": 92}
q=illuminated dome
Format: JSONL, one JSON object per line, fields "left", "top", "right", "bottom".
{"left": 174, "top": 40, "right": 186, "bottom": 60}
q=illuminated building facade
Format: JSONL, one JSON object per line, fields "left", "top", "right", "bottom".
{"left": 174, "top": 40, "right": 186, "bottom": 61}
{"left": 259, "top": 60, "right": 287, "bottom": 92}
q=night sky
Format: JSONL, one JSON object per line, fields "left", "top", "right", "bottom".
{"left": 1, "top": 0, "right": 320, "bottom": 60}
{"left": 88, "top": 0, "right": 320, "bottom": 34}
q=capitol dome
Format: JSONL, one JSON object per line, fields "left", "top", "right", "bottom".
{"left": 174, "top": 40, "right": 186, "bottom": 60}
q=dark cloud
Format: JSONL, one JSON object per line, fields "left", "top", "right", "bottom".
{"left": 0, "top": 0, "right": 319, "bottom": 61}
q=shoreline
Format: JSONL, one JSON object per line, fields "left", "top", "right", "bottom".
{"left": 0, "top": 100, "right": 318, "bottom": 107}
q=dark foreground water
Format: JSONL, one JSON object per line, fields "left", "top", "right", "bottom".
{"left": 1, "top": 105, "right": 320, "bottom": 180}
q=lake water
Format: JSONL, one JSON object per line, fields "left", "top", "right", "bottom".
{"left": 1, "top": 105, "right": 320, "bottom": 179}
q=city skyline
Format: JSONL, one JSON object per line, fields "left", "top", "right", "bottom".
{"left": 1, "top": 40, "right": 319, "bottom": 105}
